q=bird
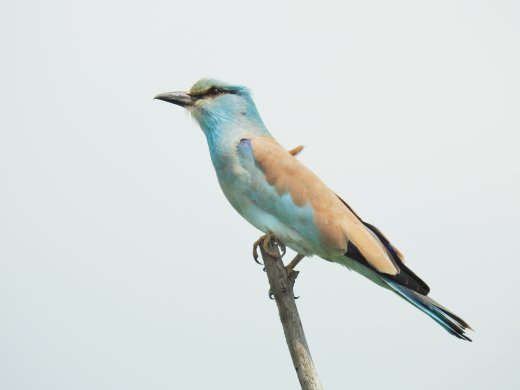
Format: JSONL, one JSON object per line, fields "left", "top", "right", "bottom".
{"left": 155, "top": 78, "right": 472, "bottom": 341}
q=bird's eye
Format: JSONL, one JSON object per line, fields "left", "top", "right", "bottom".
{"left": 207, "top": 87, "right": 221, "bottom": 96}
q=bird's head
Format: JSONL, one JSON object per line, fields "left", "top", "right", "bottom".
{"left": 155, "top": 78, "right": 267, "bottom": 135}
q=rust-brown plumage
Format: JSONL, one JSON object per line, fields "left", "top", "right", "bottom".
{"left": 251, "top": 136, "right": 399, "bottom": 275}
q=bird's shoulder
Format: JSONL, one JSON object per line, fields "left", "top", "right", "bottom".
{"left": 240, "top": 136, "right": 336, "bottom": 206}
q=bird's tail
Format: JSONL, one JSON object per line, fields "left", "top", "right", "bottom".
{"left": 383, "top": 277, "right": 473, "bottom": 341}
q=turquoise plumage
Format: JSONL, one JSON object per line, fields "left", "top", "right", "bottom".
{"left": 155, "top": 78, "right": 472, "bottom": 341}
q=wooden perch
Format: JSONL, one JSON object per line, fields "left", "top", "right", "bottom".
{"left": 259, "top": 239, "right": 324, "bottom": 390}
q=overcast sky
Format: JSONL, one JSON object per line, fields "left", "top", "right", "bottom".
{"left": 1, "top": 0, "right": 519, "bottom": 389}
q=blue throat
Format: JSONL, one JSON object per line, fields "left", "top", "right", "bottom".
{"left": 195, "top": 93, "right": 271, "bottom": 169}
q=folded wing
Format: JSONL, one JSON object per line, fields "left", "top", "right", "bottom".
{"left": 238, "top": 136, "right": 419, "bottom": 284}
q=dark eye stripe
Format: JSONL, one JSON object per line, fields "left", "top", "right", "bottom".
{"left": 207, "top": 87, "right": 221, "bottom": 96}
{"left": 190, "top": 87, "right": 239, "bottom": 98}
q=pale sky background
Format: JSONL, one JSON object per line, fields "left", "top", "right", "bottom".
{"left": 1, "top": 0, "right": 519, "bottom": 389}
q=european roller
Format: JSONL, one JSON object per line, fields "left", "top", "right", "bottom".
{"left": 155, "top": 78, "right": 472, "bottom": 341}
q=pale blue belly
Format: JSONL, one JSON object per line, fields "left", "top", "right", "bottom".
{"left": 218, "top": 174, "right": 324, "bottom": 257}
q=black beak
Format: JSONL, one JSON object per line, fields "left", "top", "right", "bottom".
{"left": 154, "top": 91, "right": 196, "bottom": 107}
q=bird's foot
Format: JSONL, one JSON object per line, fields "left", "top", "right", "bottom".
{"left": 285, "top": 253, "right": 305, "bottom": 277}
{"left": 284, "top": 253, "right": 304, "bottom": 299}
{"left": 252, "top": 233, "right": 286, "bottom": 264}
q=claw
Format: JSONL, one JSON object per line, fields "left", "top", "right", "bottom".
{"left": 252, "top": 237, "right": 263, "bottom": 264}
{"left": 252, "top": 233, "right": 285, "bottom": 261}
{"left": 276, "top": 239, "right": 286, "bottom": 258}
{"left": 253, "top": 233, "right": 290, "bottom": 300}
{"left": 253, "top": 254, "right": 263, "bottom": 265}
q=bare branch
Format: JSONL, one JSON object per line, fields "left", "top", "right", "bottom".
{"left": 259, "top": 240, "right": 324, "bottom": 390}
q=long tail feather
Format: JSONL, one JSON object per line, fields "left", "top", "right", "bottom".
{"left": 383, "top": 277, "right": 473, "bottom": 341}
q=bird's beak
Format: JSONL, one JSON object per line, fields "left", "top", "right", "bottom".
{"left": 154, "top": 91, "right": 196, "bottom": 107}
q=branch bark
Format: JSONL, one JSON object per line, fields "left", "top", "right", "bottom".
{"left": 259, "top": 240, "right": 324, "bottom": 390}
